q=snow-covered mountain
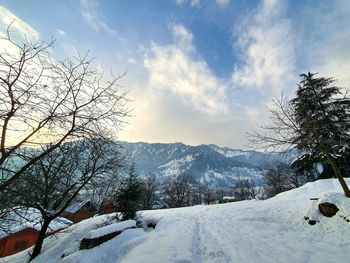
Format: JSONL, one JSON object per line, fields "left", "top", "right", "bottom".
{"left": 119, "top": 141, "right": 283, "bottom": 188}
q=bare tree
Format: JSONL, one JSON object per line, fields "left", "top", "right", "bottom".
{"left": 0, "top": 25, "right": 129, "bottom": 192}
{"left": 141, "top": 173, "right": 158, "bottom": 210}
{"left": 163, "top": 177, "right": 192, "bottom": 208}
{"left": 87, "top": 163, "right": 124, "bottom": 207}
{"left": 6, "top": 137, "right": 123, "bottom": 261}
{"left": 277, "top": 162, "right": 308, "bottom": 188}
{"left": 261, "top": 163, "right": 293, "bottom": 199}
{"left": 231, "top": 177, "right": 261, "bottom": 201}
{"left": 198, "top": 185, "right": 215, "bottom": 205}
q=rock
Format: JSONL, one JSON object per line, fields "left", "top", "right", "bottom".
{"left": 304, "top": 216, "right": 318, "bottom": 225}
{"left": 308, "top": 220, "right": 317, "bottom": 225}
{"left": 318, "top": 202, "right": 339, "bottom": 217}
{"left": 80, "top": 231, "right": 122, "bottom": 250}
{"left": 80, "top": 226, "right": 135, "bottom": 250}
{"left": 147, "top": 222, "right": 156, "bottom": 229}
{"left": 339, "top": 215, "right": 350, "bottom": 222}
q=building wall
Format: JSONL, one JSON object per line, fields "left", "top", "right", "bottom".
{"left": 99, "top": 202, "right": 116, "bottom": 215}
{"left": 0, "top": 228, "right": 38, "bottom": 257}
{"left": 65, "top": 210, "right": 96, "bottom": 223}
{"left": 0, "top": 228, "right": 65, "bottom": 258}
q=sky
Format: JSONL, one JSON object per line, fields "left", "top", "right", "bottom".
{"left": 0, "top": 0, "right": 349, "bottom": 149}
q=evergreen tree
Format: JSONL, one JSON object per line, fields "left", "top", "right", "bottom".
{"left": 291, "top": 72, "right": 350, "bottom": 196}
{"left": 250, "top": 72, "right": 350, "bottom": 197}
{"left": 115, "top": 163, "right": 143, "bottom": 221}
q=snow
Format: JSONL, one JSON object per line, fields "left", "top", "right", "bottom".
{"left": 1, "top": 214, "right": 118, "bottom": 262}
{"left": 316, "top": 162, "right": 324, "bottom": 173}
{"left": 3, "top": 179, "right": 350, "bottom": 263}
{"left": 159, "top": 155, "right": 194, "bottom": 177}
{"left": 304, "top": 192, "right": 350, "bottom": 223}
{"left": 0, "top": 208, "right": 72, "bottom": 238}
{"left": 223, "top": 196, "right": 235, "bottom": 200}
{"left": 211, "top": 145, "right": 251, "bottom": 158}
{"left": 203, "top": 169, "right": 225, "bottom": 180}
{"left": 65, "top": 200, "right": 90, "bottom": 214}
{"left": 199, "top": 167, "right": 262, "bottom": 186}
{"left": 60, "top": 229, "right": 146, "bottom": 263}
{"left": 84, "top": 220, "right": 136, "bottom": 239}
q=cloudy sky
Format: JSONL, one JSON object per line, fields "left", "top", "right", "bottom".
{"left": 1, "top": 0, "right": 349, "bottom": 149}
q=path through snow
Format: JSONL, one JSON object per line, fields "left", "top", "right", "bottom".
{"left": 3, "top": 179, "right": 350, "bottom": 263}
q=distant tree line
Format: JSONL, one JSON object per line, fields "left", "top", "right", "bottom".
{"left": 116, "top": 171, "right": 219, "bottom": 218}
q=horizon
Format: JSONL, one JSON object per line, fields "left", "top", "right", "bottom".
{"left": 1, "top": 0, "right": 349, "bottom": 149}
{"left": 118, "top": 139, "right": 256, "bottom": 151}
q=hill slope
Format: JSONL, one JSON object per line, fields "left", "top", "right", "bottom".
{"left": 120, "top": 141, "right": 282, "bottom": 187}
{"left": 5, "top": 179, "right": 350, "bottom": 263}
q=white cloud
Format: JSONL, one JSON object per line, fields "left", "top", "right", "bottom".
{"left": 232, "top": 0, "right": 295, "bottom": 94}
{"left": 123, "top": 1, "right": 330, "bottom": 148}
{"left": 0, "top": 5, "right": 39, "bottom": 41}
{"left": 80, "top": 0, "right": 117, "bottom": 36}
{"left": 175, "top": 0, "right": 200, "bottom": 7}
{"left": 298, "top": 0, "right": 350, "bottom": 87}
{"left": 121, "top": 18, "right": 284, "bottom": 148}
{"left": 57, "top": 29, "right": 66, "bottom": 36}
{"left": 191, "top": 0, "right": 200, "bottom": 6}
{"left": 216, "top": 0, "right": 230, "bottom": 8}
{"left": 118, "top": 23, "right": 255, "bottom": 147}
{"left": 172, "top": 24, "right": 193, "bottom": 45}
{"left": 128, "top": 58, "right": 137, "bottom": 64}
{"left": 144, "top": 24, "right": 228, "bottom": 115}
{"left": 119, "top": 93, "right": 251, "bottom": 148}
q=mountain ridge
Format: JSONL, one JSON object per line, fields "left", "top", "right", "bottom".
{"left": 118, "top": 141, "right": 283, "bottom": 188}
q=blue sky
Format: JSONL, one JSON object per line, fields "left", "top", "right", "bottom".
{"left": 1, "top": 0, "right": 349, "bottom": 149}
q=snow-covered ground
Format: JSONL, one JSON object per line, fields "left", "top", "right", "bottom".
{"left": 3, "top": 179, "right": 350, "bottom": 263}
{"left": 84, "top": 220, "right": 136, "bottom": 239}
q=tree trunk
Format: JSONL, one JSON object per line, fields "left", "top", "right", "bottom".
{"left": 323, "top": 150, "right": 350, "bottom": 198}
{"left": 29, "top": 218, "right": 51, "bottom": 262}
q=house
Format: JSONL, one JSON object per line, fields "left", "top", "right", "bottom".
{"left": 0, "top": 208, "right": 71, "bottom": 257}
{"left": 151, "top": 201, "right": 168, "bottom": 210}
{"left": 223, "top": 196, "right": 235, "bottom": 203}
{"left": 98, "top": 201, "right": 116, "bottom": 215}
{"left": 63, "top": 200, "right": 97, "bottom": 223}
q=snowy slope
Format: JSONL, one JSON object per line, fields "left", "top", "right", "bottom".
{"left": 120, "top": 141, "right": 283, "bottom": 187}
{"left": 4, "top": 179, "right": 350, "bottom": 263}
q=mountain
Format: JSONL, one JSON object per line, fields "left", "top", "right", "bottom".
{"left": 119, "top": 141, "right": 283, "bottom": 188}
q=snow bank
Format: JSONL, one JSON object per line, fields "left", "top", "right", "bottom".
{"left": 61, "top": 229, "right": 146, "bottom": 263}
{"left": 305, "top": 192, "right": 350, "bottom": 223}
{"left": 3, "top": 179, "right": 350, "bottom": 263}
{"left": 84, "top": 220, "right": 136, "bottom": 239}
{"left": 269, "top": 178, "right": 347, "bottom": 202}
